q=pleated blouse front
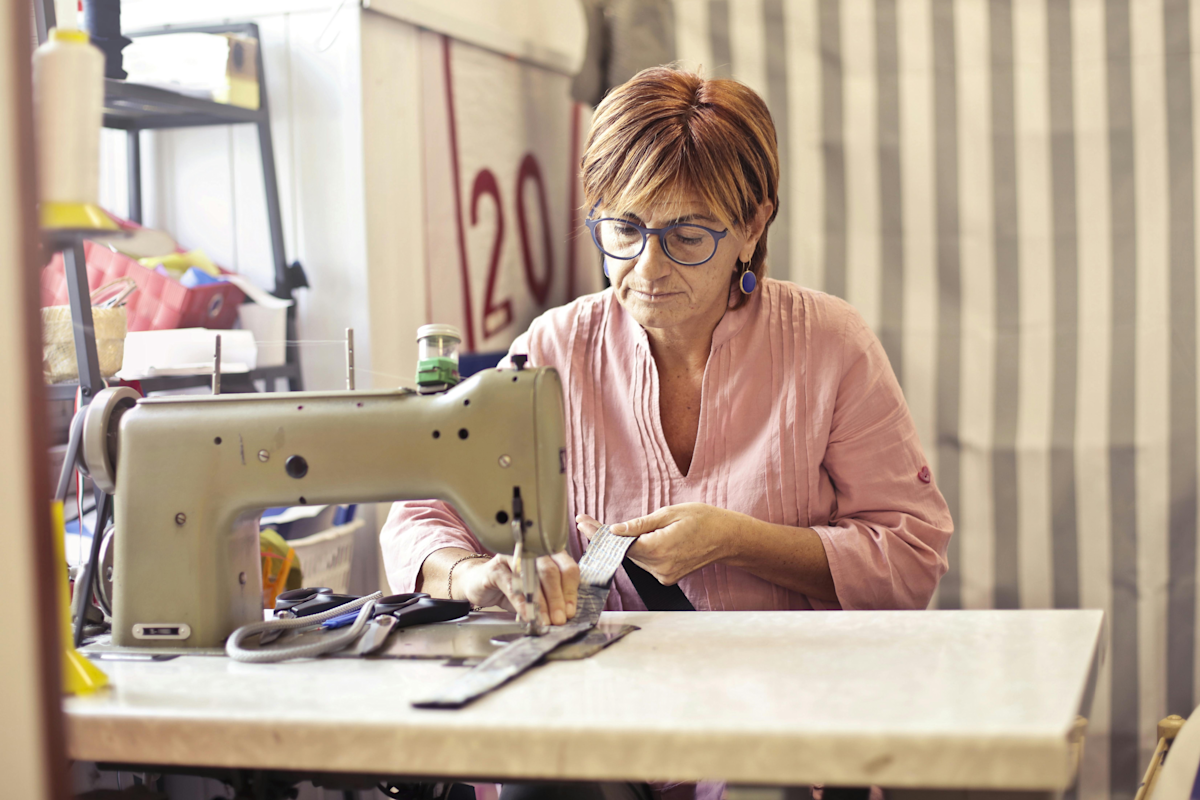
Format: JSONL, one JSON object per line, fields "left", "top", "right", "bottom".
{"left": 381, "top": 279, "right": 953, "bottom": 612}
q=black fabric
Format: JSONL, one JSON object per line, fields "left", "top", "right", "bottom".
{"left": 500, "top": 782, "right": 652, "bottom": 800}
{"left": 622, "top": 558, "right": 695, "bottom": 611}
{"left": 500, "top": 783, "right": 608, "bottom": 800}
{"left": 821, "top": 789, "right": 871, "bottom": 800}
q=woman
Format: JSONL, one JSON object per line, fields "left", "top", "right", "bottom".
{"left": 380, "top": 67, "right": 952, "bottom": 799}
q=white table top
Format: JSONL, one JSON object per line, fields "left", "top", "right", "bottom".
{"left": 65, "top": 609, "right": 1104, "bottom": 790}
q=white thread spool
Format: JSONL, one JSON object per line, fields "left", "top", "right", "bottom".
{"left": 32, "top": 29, "right": 104, "bottom": 210}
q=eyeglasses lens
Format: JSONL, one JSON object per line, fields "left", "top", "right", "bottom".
{"left": 594, "top": 221, "right": 716, "bottom": 266}
{"left": 595, "top": 220, "right": 643, "bottom": 258}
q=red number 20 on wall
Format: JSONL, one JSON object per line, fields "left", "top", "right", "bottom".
{"left": 470, "top": 154, "right": 554, "bottom": 340}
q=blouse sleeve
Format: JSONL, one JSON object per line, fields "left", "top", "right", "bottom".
{"left": 807, "top": 309, "right": 954, "bottom": 611}
{"left": 379, "top": 317, "right": 561, "bottom": 593}
{"left": 379, "top": 499, "right": 482, "bottom": 593}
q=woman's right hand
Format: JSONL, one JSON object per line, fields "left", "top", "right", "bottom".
{"left": 454, "top": 552, "right": 580, "bottom": 626}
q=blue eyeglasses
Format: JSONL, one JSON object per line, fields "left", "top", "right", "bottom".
{"left": 585, "top": 208, "right": 729, "bottom": 267}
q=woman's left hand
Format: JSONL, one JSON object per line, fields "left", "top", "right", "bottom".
{"left": 575, "top": 503, "right": 737, "bottom": 585}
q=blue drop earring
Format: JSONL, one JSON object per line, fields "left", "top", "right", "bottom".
{"left": 739, "top": 259, "right": 757, "bottom": 294}
{"left": 603, "top": 258, "right": 611, "bottom": 279}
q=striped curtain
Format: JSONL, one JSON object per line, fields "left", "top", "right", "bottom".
{"left": 674, "top": 1, "right": 1200, "bottom": 797}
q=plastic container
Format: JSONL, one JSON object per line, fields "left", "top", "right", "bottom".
{"left": 288, "top": 519, "right": 364, "bottom": 595}
{"left": 415, "top": 323, "right": 462, "bottom": 391}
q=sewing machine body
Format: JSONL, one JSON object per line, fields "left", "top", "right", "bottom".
{"left": 104, "top": 367, "right": 567, "bottom": 649}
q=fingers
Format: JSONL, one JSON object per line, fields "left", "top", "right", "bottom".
{"left": 575, "top": 514, "right": 602, "bottom": 540}
{"left": 552, "top": 551, "right": 580, "bottom": 619}
{"left": 576, "top": 511, "right": 658, "bottom": 538}
{"left": 611, "top": 509, "right": 668, "bottom": 536}
{"left": 498, "top": 555, "right": 552, "bottom": 627}
{"left": 486, "top": 558, "right": 520, "bottom": 615}
{"left": 479, "top": 553, "right": 583, "bottom": 627}
{"left": 480, "top": 556, "right": 537, "bottom": 620}
{"left": 537, "top": 556, "right": 568, "bottom": 625}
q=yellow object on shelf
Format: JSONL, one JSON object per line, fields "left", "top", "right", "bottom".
{"left": 218, "top": 76, "right": 260, "bottom": 109}
{"left": 260, "top": 528, "right": 300, "bottom": 609}
{"left": 39, "top": 201, "right": 118, "bottom": 232}
{"left": 138, "top": 249, "right": 219, "bottom": 279}
{"left": 214, "top": 34, "right": 260, "bottom": 109}
{"left": 52, "top": 501, "right": 108, "bottom": 695}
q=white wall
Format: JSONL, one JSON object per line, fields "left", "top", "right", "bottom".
{"left": 365, "top": 0, "right": 584, "bottom": 73}
{"left": 359, "top": 10, "right": 425, "bottom": 388}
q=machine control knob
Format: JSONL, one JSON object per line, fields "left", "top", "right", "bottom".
{"left": 511, "top": 354, "right": 528, "bottom": 371}
{"left": 286, "top": 455, "right": 309, "bottom": 479}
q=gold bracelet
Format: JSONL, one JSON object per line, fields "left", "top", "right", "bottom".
{"left": 447, "top": 553, "right": 490, "bottom": 603}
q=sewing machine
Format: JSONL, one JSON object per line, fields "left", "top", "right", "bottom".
{"left": 78, "top": 362, "right": 568, "bottom": 650}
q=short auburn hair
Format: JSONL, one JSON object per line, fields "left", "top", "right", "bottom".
{"left": 581, "top": 67, "right": 780, "bottom": 308}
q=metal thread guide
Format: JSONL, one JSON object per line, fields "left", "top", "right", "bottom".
{"left": 212, "top": 334, "right": 222, "bottom": 395}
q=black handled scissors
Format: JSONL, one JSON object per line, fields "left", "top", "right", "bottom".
{"left": 322, "top": 592, "right": 430, "bottom": 629}
{"left": 340, "top": 594, "right": 472, "bottom": 656}
{"left": 274, "top": 587, "right": 360, "bottom": 617}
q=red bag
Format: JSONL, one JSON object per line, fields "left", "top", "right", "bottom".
{"left": 41, "top": 240, "right": 244, "bottom": 331}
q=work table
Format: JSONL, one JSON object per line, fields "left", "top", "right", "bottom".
{"left": 65, "top": 609, "right": 1103, "bottom": 791}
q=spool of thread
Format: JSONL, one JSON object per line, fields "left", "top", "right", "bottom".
{"left": 33, "top": 29, "right": 104, "bottom": 211}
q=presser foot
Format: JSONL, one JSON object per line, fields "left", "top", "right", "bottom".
{"left": 519, "top": 552, "right": 545, "bottom": 637}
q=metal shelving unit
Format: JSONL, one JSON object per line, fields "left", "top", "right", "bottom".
{"left": 44, "top": 19, "right": 306, "bottom": 400}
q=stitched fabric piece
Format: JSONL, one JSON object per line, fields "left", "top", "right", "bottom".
{"left": 412, "top": 526, "right": 635, "bottom": 709}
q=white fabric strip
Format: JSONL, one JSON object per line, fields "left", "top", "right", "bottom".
{"left": 673, "top": 0, "right": 714, "bottom": 77}
{"left": 897, "top": 0, "right": 939, "bottom": 607}
{"left": 841, "top": 0, "right": 881, "bottom": 332}
{"left": 785, "top": 0, "right": 823, "bottom": 291}
{"left": 1073, "top": 2, "right": 1114, "bottom": 795}
{"left": 728, "top": 0, "right": 767, "bottom": 97}
{"left": 1132, "top": 0, "right": 1171, "bottom": 771}
{"left": 955, "top": 0, "right": 996, "bottom": 610}
{"left": 1012, "top": 0, "right": 1054, "bottom": 611}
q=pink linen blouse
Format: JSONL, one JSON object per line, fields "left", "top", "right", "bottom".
{"left": 381, "top": 278, "right": 953, "bottom": 612}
